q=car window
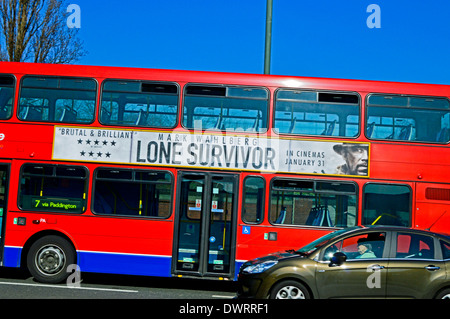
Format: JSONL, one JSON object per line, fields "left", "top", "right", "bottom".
{"left": 395, "top": 232, "right": 435, "bottom": 260}
{"left": 321, "top": 232, "right": 386, "bottom": 261}
{"left": 440, "top": 240, "right": 450, "bottom": 260}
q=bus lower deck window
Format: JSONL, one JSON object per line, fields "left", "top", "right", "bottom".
{"left": 19, "top": 164, "right": 88, "bottom": 213}
{"left": 93, "top": 168, "right": 173, "bottom": 218}
{"left": 363, "top": 183, "right": 411, "bottom": 227}
{"left": 270, "top": 178, "right": 357, "bottom": 228}
{"left": 242, "top": 176, "right": 265, "bottom": 224}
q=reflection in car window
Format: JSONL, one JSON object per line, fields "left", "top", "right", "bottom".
{"left": 296, "top": 227, "right": 359, "bottom": 255}
{"left": 395, "top": 233, "right": 435, "bottom": 260}
{"left": 441, "top": 240, "right": 450, "bottom": 260}
{"left": 322, "top": 232, "right": 386, "bottom": 261}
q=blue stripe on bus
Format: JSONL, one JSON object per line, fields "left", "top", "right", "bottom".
{"left": 2, "top": 246, "right": 242, "bottom": 280}
{"left": 77, "top": 251, "right": 172, "bottom": 277}
{"left": 2, "top": 246, "right": 22, "bottom": 267}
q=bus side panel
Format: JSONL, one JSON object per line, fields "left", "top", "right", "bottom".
{"left": 371, "top": 143, "right": 450, "bottom": 185}
{"left": 415, "top": 182, "right": 450, "bottom": 234}
{"left": 0, "top": 124, "right": 54, "bottom": 161}
{"left": 3, "top": 211, "right": 175, "bottom": 277}
{"left": 2, "top": 214, "right": 25, "bottom": 268}
{"left": 77, "top": 251, "right": 172, "bottom": 277}
{"left": 235, "top": 224, "right": 332, "bottom": 263}
{"left": 0, "top": 162, "right": 11, "bottom": 266}
{"left": 2, "top": 246, "right": 22, "bottom": 268}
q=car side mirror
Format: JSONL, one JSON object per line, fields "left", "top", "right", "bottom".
{"left": 329, "top": 252, "right": 347, "bottom": 267}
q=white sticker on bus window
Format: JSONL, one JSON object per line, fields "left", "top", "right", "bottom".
{"left": 213, "top": 188, "right": 219, "bottom": 194}
{"left": 211, "top": 199, "right": 223, "bottom": 213}
{"left": 196, "top": 186, "right": 203, "bottom": 193}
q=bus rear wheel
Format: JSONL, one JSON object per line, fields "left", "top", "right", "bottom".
{"left": 27, "top": 235, "right": 76, "bottom": 284}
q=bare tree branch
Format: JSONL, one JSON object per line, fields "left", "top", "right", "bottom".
{"left": 0, "top": 0, "right": 86, "bottom": 63}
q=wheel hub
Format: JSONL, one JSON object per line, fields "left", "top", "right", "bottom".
{"left": 276, "top": 286, "right": 306, "bottom": 299}
{"left": 35, "top": 245, "right": 65, "bottom": 275}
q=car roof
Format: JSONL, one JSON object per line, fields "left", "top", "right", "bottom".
{"left": 336, "top": 226, "right": 450, "bottom": 241}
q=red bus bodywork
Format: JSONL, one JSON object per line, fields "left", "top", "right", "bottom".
{"left": 0, "top": 62, "right": 449, "bottom": 281}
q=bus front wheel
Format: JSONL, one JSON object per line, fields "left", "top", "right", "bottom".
{"left": 26, "top": 235, "right": 76, "bottom": 284}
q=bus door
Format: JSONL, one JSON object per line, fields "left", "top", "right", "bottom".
{"left": 173, "top": 171, "right": 238, "bottom": 278}
{"left": 0, "top": 163, "right": 10, "bottom": 263}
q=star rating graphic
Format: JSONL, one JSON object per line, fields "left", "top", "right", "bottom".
{"left": 77, "top": 138, "right": 117, "bottom": 159}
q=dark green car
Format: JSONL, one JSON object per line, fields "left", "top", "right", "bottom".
{"left": 237, "top": 226, "right": 450, "bottom": 299}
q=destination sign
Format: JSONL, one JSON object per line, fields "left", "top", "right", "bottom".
{"left": 32, "top": 197, "right": 81, "bottom": 212}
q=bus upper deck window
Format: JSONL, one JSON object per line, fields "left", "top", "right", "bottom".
{"left": 0, "top": 75, "right": 15, "bottom": 120}
{"left": 274, "top": 89, "right": 360, "bottom": 138}
{"left": 18, "top": 76, "right": 96, "bottom": 124}
{"left": 183, "top": 84, "right": 269, "bottom": 132}
{"left": 366, "top": 94, "right": 450, "bottom": 143}
{"left": 100, "top": 80, "right": 178, "bottom": 128}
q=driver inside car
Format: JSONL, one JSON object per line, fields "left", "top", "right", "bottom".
{"left": 356, "top": 243, "right": 376, "bottom": 259}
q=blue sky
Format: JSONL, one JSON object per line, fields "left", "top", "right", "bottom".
{"left": 73, "top": 0, "right": 450, "bottom": 85}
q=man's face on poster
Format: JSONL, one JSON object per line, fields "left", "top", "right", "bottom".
{"left": 343, "top": 145, "right": 368, "bottom": 175}
{"left": 334, "top": 143, "right": 368, "bottom": 176}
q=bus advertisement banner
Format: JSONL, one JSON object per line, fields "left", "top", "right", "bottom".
{"left": 52, "top": 126, "right": 370, "bottom": 177}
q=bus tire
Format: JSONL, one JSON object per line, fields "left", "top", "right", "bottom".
{"left": 26, "top": 235, "right": 76, "bottom": 284}
{"left": 269, "top": 280, "right": 310, "bottom": 299}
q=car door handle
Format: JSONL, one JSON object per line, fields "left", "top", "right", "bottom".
{"left": 369, "top": 264, "right": 385, "bottom": 270}
{"left": 425, "top": 265, "right": 440, "bottom": 271}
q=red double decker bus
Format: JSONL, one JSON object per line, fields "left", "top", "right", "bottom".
{"left": 0, "top": 62, "right": 449, "bottom": 283}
